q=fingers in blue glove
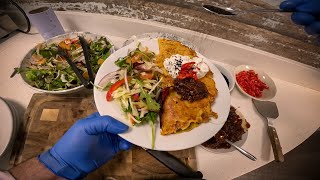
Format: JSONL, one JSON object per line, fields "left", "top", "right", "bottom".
{"left": 279, "top": 0, "right": 305, "bottom": 11}
{"left": 280, "top": 0, "right": 320, "bottom": 37}
{"left": 86, "top": 112, "right": 100, "bottom": 119}
{"left": 296, "top": 1, "right": 320, "bottom": 15}
{"left": 39, "top": 112, "right": 132, "bottom": 180}
{"left": 305, "top": 21, "right": 320, "bottom": 35}
{"left": 78, "top": 114, "right": 129, "bottom": 135}
{"left": 291, "top": 12, "right": 315, "bottom": 25}
{"left": 118, "top": 136, "right": 133, "bottom": 150}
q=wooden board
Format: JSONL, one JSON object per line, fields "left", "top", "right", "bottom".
{"left": 10, "top": 91, "right": 197, "bottom": 179}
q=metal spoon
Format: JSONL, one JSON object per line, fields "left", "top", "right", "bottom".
{"left": 203, "top": 4, "right": 290, "bottom": 16}
{"left": 225, "top": 139, "right": 257, "bottom": 161}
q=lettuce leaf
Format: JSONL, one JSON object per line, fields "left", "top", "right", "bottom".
{"left": 137, "top": 80, "right": 160, "bottom": 112}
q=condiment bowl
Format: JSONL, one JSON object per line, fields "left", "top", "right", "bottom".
{"left": 234, "top": 65, "right": 276, "bottom": 100}
{"left": 201, "top": 106, "right": 249, "bottom": 153}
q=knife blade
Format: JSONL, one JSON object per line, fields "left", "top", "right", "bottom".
{"left": 144, "top": 148, "right": 203, "bottom": 179}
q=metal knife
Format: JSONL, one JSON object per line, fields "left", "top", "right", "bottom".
{"left": 143, "top": 148, "right": 204, "bottom": 179}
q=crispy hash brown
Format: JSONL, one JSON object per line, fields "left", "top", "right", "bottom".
{"left": 157, "top": 39, "right": 218, "bottom": 135}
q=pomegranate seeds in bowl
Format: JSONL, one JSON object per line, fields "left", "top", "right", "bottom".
{"left": 234, "top": 65, "right": 276, "bottom": 100}
{"left": 236, "top": 70, "right": 269, "bottom": 98}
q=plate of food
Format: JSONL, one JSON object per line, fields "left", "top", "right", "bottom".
{"left": 94, "top": 38, "right": 230, "bottom": 150}
{"left": 16, "top": 32, "right": 114, "bottom": 94}
{"left": 201, "top": 106, "right": 250, "bottom": 153}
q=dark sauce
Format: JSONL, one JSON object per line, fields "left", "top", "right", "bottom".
{"left": 222, "top": 74, "right": 229, "bottom": 87}
{"left": 202, "top": 106, "right": 250, "bottom": 149}
{"left": 174, "top": 78, "right": 208, "bottom": 102}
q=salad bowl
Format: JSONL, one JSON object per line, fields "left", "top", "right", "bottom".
{"left": 18, "top": 32, "right": 115, "bottom": 94}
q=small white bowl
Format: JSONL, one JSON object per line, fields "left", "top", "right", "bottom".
{"left": 214, "top": 63, "right": 235, "bottom": 92}
{"left": 234, "top": 65, "right": 276, "bottom": 100}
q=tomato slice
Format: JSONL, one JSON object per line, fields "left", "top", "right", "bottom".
{"left": 132, "top": 93, "right": 140, "bottom": 101}
{"left": 106, "top": 77, "right": 131, "bottom": 101}
{"left": 177, "top": 62, "right": 198, "bottom": 80}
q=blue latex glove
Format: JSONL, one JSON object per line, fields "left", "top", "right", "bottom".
{"left": 38, "top": 112, "right": 132, "bottom": 180}
{"left": 280, "top": 0, "right": 320, "bottom": 35}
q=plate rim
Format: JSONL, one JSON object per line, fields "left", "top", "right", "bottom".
{"left": 122, "top": 32, "right": 199, "bottom": 51}
{"left": 0, "top": 97, "right": 14, "bottom": 157}
{"left": 214, "top": 63, "right": 235, "bottom": 92}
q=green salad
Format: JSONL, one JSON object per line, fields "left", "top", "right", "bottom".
{"left": 97, "top": 43, "right": 163, "bottom": 149}
{"left": 17, "top": 36, "right": 112, "bottom": 91}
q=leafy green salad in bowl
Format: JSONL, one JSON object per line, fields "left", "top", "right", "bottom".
{"left": 16, "top": 32, "right": 114, "bottom": 93}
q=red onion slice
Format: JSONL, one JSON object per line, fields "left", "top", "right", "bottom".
{"left": 98, "top": 70, "right": 121, "bottom": 87}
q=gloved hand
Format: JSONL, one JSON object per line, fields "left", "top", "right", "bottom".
{"left": 280, "top": 0, "right": 320, "bottom": 36}
{"left": 38, "top": 112, "right": 132, "bottom": 180}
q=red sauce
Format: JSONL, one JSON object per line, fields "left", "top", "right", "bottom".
{"left": 236, "top": 70, "right": 269, "bottom": 98}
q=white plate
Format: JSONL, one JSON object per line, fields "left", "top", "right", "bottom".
{"left": 0, "top": 98, "right": 13, "bottom": 157}
{"left": 19, "top": 31, "right": 115, "bottom": 94}
{"left": 234, "top": 65, "right": 277, "bottom": 101}
{"left": 5, "top": 100, "right": 19, "bottom": 141}
{"left": 94, "top": 38, "right": 231, "bottom": 151}
{"left": 122, "top": 32, "right": 198, "bottom": 51}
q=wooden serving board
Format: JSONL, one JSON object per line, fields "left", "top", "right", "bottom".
{"left": 11, "top": 91, "right": 197, "bottom": 179}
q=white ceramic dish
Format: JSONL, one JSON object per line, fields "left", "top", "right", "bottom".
{"left": 5, "top": 100, "right": 19, "bottom": 140}
{"left": 214, "top": 63, "right": 235, "bottom": 92}
{"left": 201, "top": 106, "right": 250, "bottom": 153}
{"left": 234, "top": 65, "right": 277, "bottom": 100}
{"left": 0, "top": 99, "right": 19, "bottom": 158}
{"left": 0, "top": 98, "right": 14, "bottom": 157}
{"left": 94, "top": 38, "right": 231, "bottom": 151}
{"left": 19, "top": 32, "right": 115, "bottom": 94}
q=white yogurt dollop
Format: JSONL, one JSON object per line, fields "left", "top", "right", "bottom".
{"left": 163, "top": 54, "right": 209, "bottom": 79}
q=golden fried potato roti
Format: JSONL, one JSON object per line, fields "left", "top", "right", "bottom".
{"left": 161, "top": 71, "right": 218, "bottom": 135}
{"left": 156, "top": 39, "right": 218, "bottom": 135}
